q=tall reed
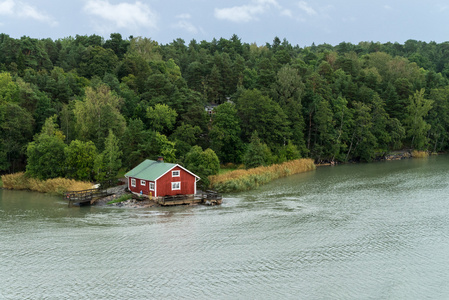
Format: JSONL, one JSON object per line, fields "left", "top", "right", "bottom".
{"left": 411, "top": 150, "right": 429, "bottom": 158}
{"left": 209, "top": 158, "right": 316, "bottom": 193}
{"left": 1, "top": 172, "right": 93, "bottom": 194}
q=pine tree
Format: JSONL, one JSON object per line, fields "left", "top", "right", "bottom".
{"left": 244, "top": 131, "right": 266, "bottom": 169}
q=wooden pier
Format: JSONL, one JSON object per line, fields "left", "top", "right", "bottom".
{"left": 158, "top": 190, "right": 223, "bottom": 206}
{"left": 64, "top": 188, "right": 111, "bottom": 206}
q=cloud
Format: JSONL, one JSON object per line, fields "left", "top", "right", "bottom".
{"left": 438, "top": 5, "right": 449, "bottom": 12}
{"left": 84, "top": 0, "right": 158, "bottom": 30}
{"left": 280, "top": 9, "right": 292, "bottom": 18}
{"left": 19, "top": 3, "right": 57, "bottom": 25}
{"left": 214, "top": 0, "right": 280, "bottom": 23}
{"left": 297, "top": 1, "right": 316, "bottom": 16}
{"left": 0, "top": 0, "right": 14, "bottom": 15}
{"left": 173, "top": 14, "right": 198, "bottom": 34}
{"left": 0, "top": 0, "right": 57, "bottom": 25}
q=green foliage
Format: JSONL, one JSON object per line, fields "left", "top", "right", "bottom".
{"left": 0, "top": 103, "right": 34, "bottom": 171}
{"left": 65, "top": 140, "right": 97, "bottom": 181}
{"left": 243, "top": 131, "right": 266, "bottom": 169}
{"left": 0, "top": 72, "right": 19, "bottom": 103}
{"left": 94, "top": 130, "right": 122, "bottom": 182}
{"left": 281, "top": 140, "right": 301, "bottom": 161}
{"left": 121, "top": 118, "right": 153, "bottom": 169}
{"left": 155, "top": 132, "right": 177, "bottom": 163}
{"left": 170, "top": 122, "right": 202, "bottom": 159}
{"left": 79, "top": 46, "right": 119, "bottom": 78}
{"left": 236, "top": 89, "right": 290, "bottom": 147}
{"left": 5, "top": 34, "right": 449, "bottom": 177}
{"left": 26, "top": 117, "right": 67, "bottom": 180}
{"left": 74, "top": 84, "right": 126, "bottom": 150}
{"left": 146, "top": 103, "right": 178, "bottom": 134}
{"left": 209, "top": 102, "right": 244, "bottom": 163}
{"left": 405, "top": 89, "right": 433, "bottom": 150}
{"left": 184, "top": 145, "right": 220, "bottom": 188}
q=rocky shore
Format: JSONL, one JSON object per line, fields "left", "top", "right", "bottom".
{"left": 95, "top": 185, "right": 159, "bottom": 208}
{"left": 384, "top": 151, "right": 412, "bottom": 160}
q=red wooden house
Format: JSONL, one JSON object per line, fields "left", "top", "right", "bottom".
{"left": 125, "top": 158, "right": 200, "bottom": 198}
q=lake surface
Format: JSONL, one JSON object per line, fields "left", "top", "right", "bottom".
{"left": 2, "top": 156, "right": 449, "bottom": 299}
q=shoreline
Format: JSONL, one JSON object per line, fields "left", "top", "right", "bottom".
{"left": 315, "top": 149, "right": 435, "bottom": 167}
{"left": 1, "top": 151, "right": 436, "bottom": 208}
{"left": 94, "top": 185, "right": 160, "bottom": 208}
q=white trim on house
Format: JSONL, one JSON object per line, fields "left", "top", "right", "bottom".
{"left": 154, "top": 164, "right": 200, "bottom": 182}
{"left": 172, "top": 181, "right": 181, "bottom": 191}
{"left": 172, "top": 170, "right": 180, "bottom": 177}
{"left": 140, "top": 180, "right": 146, "bottom": 186}
{"left": 131, "top": 178, "right": 136, "bottom": 187}
{"left": 149, "top": 182, "right": 155, "bottom": 191}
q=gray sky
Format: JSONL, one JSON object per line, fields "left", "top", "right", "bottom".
{"left": 1, "top": 0, "right": 449, "bottom": 46}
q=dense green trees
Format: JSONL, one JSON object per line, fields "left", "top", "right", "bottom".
{"left": 65, "top": 140, "right": 97, "bottom": 181}
{"left": 184, "top": 146, "right": 220, "bottom": 188}
{"left": 73, "top": 84, "right": 125, "bottom": 150}
{"left": 26, "top": 116, "right": 66, "bottom": 179}
{"left": 2, "top": 33, "right": 449, "bottom": 184}
{"left": 209, "top": 102, "right": 243, "bottom": 163}
{"left": 405, "top": 89, "right": 433, "bottom": 150}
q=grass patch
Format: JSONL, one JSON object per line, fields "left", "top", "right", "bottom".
{"left": 0, "top": 177, "right": 3, "bottom": 188}
{"left": 1, "top": 172, "right": 93, "bottom": 195}
{"left": 107, "top": 194, "right": 132, "bottom": 205}
{"left": 411, "top": 150, "right": 429, "bottom": 158}
{"left": 209, "top": 158, "right": 316, "bottom": 193}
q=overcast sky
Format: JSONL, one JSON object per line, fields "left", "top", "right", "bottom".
{"left": 1, "top": 0, "right": 449, "bottom": 46}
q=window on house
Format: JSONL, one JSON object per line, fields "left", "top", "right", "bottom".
{"left": 172, "top": 182, "right": 181, "bottom": 191}
{"left": 172, "top": 170, "right": 180, "bottom": 177}
{"left": 149, "top": 182, "right": 155, "bottom": 191}
{"left": 141, "top": 180, "right": 146, "bottom": 186}
{"left": 131, "top": 178, "right": 136, "bottom": 187}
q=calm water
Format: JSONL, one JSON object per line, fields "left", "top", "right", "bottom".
{"left": 2, "top": 156, "right": 449, "bottom": 299}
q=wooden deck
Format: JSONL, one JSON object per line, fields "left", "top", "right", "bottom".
{"left": 158, "top": 191, "right": 223, "bottom": 206}
{"left": 64, "top": 188, "right": 111, "bottom": 206}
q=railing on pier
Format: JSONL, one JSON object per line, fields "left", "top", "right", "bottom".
{"left": 63, "top": 188, "right": 110, "bottom": 206}
{"left": 158, "top": 190, "right": 223, "bottom": 206}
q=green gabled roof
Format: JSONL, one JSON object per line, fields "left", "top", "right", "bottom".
{"left": 125, "top": 159, "right": 178, "bottom": 181}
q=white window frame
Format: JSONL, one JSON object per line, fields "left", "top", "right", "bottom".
{"left": 131, "top": 178, "right": 136, "bottom": 187}
{"left": 171, "top": 181, "right": 181, "bottom": 191}
{"left": 140, "top": 180, "right": 146, "bottom": 186}
{"left": 172, "top": 170, "right": 180, "bottom": 177}
{"left": 149, "top": 182, "right": 155, "bottom": 191}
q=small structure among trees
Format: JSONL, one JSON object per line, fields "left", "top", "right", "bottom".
{"left": 125, "top": 157, "right": 200, "bottom": 198}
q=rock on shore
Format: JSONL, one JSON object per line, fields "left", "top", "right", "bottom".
{"left": 95, "top": 185, "right": 158, "bottom": 208}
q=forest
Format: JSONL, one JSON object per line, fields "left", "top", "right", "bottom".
{"left": 1, "top": 33, "right": 448, "bottom": 185}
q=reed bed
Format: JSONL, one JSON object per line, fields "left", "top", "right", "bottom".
{"left": 209, "top": 158, "right": 316, "bottom": 193}
{"left": 1, "top": 172, "right": 93, "bottom": 195}
{"left": 411, "top": 150, "right": 429, "bottom": 158}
